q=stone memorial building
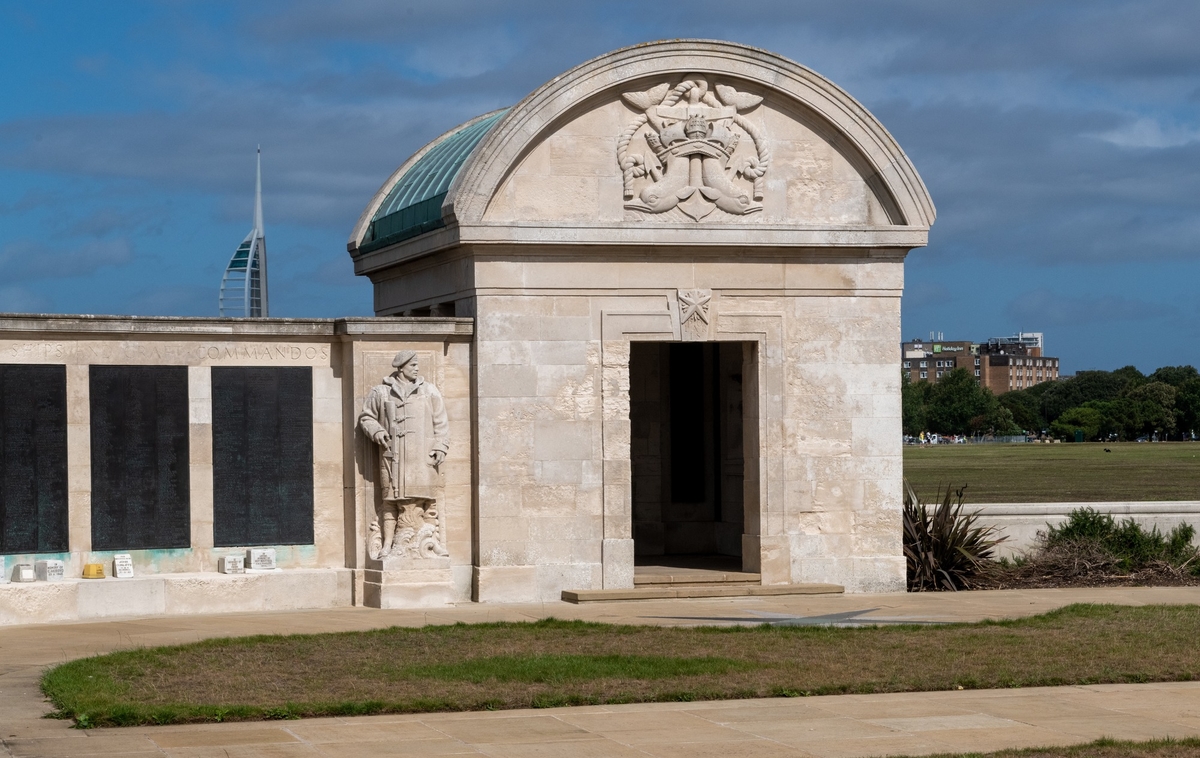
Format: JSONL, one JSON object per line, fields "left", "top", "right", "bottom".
{"left": 0, "top": 40, "right": 933, "bottom": 624}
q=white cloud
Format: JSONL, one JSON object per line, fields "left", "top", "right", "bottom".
{"left": 1095, "top": 117, "right": 1200, "bottom": 148}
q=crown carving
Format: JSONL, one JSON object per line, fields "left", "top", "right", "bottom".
{"left": 684, "top": 114, "right": 709, "bottom": 139}
{"left": 618, "top": 76, "right": 769, "bottom": 221}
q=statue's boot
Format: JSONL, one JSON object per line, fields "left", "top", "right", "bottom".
{"left": 381, "top": 513, "right": 397, "bottom": 557}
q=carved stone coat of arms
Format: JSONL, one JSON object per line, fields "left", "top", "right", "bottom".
{"left": 618, "top": 76, "right": 769, "bottom": 221}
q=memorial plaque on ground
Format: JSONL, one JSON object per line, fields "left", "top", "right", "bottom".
{"left": 90, "top": 366, "right": 190, "bottom": 550}
{"left": 246, "top": 547, "right": 277, "bottom": 571}
{"left": 218, "top": 554, "right": 245, "bottom": 573}
{"left": 11, "top": 563, "right": 33, "bottom": 582}
{"left": 112, "top": 553, "right": 134, "bottom": 578}
{"left": 35, "top": 559, "right": 64, "bottom": 582}
{"left": 211, "top": 367, "right": 314, "bottom": 547}
{"left": 0, "top": 364, "right": 68, "bottom": 555}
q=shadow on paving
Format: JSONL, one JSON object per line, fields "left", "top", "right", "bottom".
{"left": 653, "top": 608, "right": 950, "bottom": 626}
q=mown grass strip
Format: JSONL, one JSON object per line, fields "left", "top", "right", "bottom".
{"left": 896, "top": 736, "right": 1200, "bottom": 757}
{"left": 399, "top": 654, "right": 753, "bottom": 683}
{"left": 43, "top": 604, "right": 1200, "bottom": 728}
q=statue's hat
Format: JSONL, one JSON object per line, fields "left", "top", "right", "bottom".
{"left": 392, "top": 350, "right": 417, "bottom": 368}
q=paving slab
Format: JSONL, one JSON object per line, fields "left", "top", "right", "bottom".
{"left": 2, "top": 587, "right": 1200, "bottom": 757}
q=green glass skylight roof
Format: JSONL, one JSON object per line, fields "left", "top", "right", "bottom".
{"left": 361, "top": 109, "right": 507, "bottom": 253}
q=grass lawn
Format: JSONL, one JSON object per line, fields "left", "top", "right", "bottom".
{"left": 44, "top": 604, "right": 1200, "bottom": 727}
{"left": 904, "top": 442, "right": 1200, "bottom": 503}
{"left": 901, "top": 737, "right": 1200, "bottom": 757}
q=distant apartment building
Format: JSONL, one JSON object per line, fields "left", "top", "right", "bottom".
{"left": 902, "top": 337, "right": 975, "bottom": 383}
{"left": 902, "top": 332, "right": 1060, "bottom": 394}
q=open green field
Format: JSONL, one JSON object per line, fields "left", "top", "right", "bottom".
{"left": 43, "top": 605, "right": 1200, "bottom": 727}
{"left": 904, "top": 442, "right": 1200, "bottom": 503}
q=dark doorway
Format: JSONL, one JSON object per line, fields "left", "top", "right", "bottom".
{"left": 629, "top": 341, "right": 746, "bottom": 562}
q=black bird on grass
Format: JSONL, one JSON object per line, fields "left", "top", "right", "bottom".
{"left": 1104, "top": 448, "right": 1112, "bottom": 453}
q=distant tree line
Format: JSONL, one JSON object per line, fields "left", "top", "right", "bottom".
{"left": 902, "top": 369, "right": 1021, "bottom": 437}
{"left": 902, "top": 365, "right": 1200, "bottom": 441}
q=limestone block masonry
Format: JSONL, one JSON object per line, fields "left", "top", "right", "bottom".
{"left": 0, "top": 314, "right": 472, "bottom": 624}
{"left": 348, "top": 40, "right": 936, "bottom": 600}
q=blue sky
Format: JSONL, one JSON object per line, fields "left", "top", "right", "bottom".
{"left": 1, "top": 1, "right": 1198, "bottom": 373}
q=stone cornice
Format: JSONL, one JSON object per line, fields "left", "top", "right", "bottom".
{"left": 456, "top": 223, "right": 928, "bottom": 247}
{"left": 0, "top": 314, "right": 474, "bottom": 339}
{"left": 350, "top": 222, "right": 924, "bottom": 278}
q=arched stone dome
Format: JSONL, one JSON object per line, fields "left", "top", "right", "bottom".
{"left": 349, "top": 39, "right": 934, "bottom": 262}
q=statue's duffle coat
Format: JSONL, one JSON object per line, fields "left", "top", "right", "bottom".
{"left": 358, "top": 376, "right": 449, "bottom": 500}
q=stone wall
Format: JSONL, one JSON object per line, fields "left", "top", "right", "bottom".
{"left": 0, "top": 314, "right": 472, "bottom": 624}
{"left": 461, "top": 250, "right": 907, "bottom": 601}
{"left": 975, "top": 501, "right": 1200, "bottom": 558}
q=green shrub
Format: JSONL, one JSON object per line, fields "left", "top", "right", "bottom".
{"left": 903, "top": 480, "right": 1006, "bottom": 591}
{"left": 1044, "top": 507, "right": 1199, "bottom": 573}
{"left": 1044, "top": 507, "right": 1118, "bottom": 543}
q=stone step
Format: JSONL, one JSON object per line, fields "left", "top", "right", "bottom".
{"left": 561, "top": 583, "right": 844, "bottom": 603}
{"left": 635, "top": 581, "right": 761, "bottom": 589}
{"left": 634, "top": 571, "right": 761, "bottom": 586}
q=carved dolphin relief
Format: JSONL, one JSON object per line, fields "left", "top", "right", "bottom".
{"left": 617, "top": 75, "right": 768, "bottom": 220}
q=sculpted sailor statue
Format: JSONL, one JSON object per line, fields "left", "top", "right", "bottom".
{"left": 358, "top": 350, "right": 450, "bottom": 559}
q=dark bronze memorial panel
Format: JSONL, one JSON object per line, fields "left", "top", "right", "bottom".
{"left": 90, "top": 365, "right": 191, "bottom": 551}
{"left": 212, "top": 367, "right": 314, "bottom": 547}
{"left": 0, "top": 364, "right": 68, "bottom": 554}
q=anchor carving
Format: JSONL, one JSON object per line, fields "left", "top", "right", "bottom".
{"left": 618, "top": 77, "right": 769, "bottom": 221}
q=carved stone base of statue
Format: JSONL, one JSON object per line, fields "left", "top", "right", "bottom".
{"left": 363, "top": 499, "right": 453, "bottom": 608}
{"left": 367, "top": 498, "right": 448, "bottom": 561}
{"left": 363, "top": 555, "right": 454, "bottom": 608}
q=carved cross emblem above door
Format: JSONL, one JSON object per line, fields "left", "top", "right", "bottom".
{"left": 679, "top": 289, "right": 711, "bottom": 325}
{"left": 618, "top": 76, "right": 769, "bottom": 221}
{"left": 678, "top": 288, "right": 714, "bottom": 341}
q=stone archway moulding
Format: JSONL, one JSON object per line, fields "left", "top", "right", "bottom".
{"left": 595, "top": 303, "right": 785, "bottom": 589}
{"left": 350, "top": 40, "right": 937, "bottom": 260}
{"left": 446, "top": 40, "right": 935, "bottom": 244}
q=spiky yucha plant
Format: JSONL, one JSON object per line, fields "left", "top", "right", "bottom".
{"left": 903, "top": 481, "right": 1005, "bottom": 591}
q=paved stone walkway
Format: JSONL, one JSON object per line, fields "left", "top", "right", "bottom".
{"left": 2, "top": 586, "right": 1199, "bottom": 757}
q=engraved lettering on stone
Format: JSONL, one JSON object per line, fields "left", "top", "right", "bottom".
{"left": 113, "top": 553, "right": 134, "bottom": 578}
{"left": 200, "top": 344, "right": 331, "bottom": 362}
{"left": 35, "top": 560, "right": 64, "bottom": 582}
{"left": 358, "top": 351, "right": 450, "bottom": 560}
{"left": 246, "top": 547, "right": 277, "bottom": 571}
{"left": 0, "top": 343, "right": 65, "bottom": 360}
{"left": 619, "top": 77, "right": 769, "bottom": 221}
